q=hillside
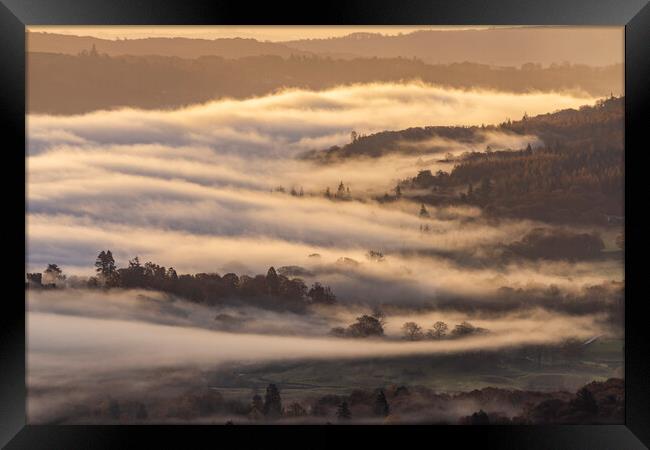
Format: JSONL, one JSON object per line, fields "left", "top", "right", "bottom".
{"left": 27, "top": 31, "right": 311, "bottom": 59}
{"left": 28, "top": 51, "right": 622, "bottom": 115}
{"left": 308, "top": 96, "right": 623, "bottom": 161}
{"left": 310, "top": 97, "right": 624, "bottom": 225}
{"left": 29, "top": 28, "right": 624, "bottom": 68}
{"left": 285, "top": 27, "right": 624, "bottom": 67}
{"left": 406, "top": 98, "right": 624, "bottom": 224}
{"left": 39, "top": 372, "right": 624, "bottom": 424}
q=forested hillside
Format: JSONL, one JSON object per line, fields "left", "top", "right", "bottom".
{"left": 285, "top": 28, "right": 623, "bottom": 67}
{"left": 405, "top": 98, "right": 623, "bottom": 224}
{"left": 311, "top": 97, "right": 623, "bottom": 225}
{"left": 29, "top": 28, "right": 623, "bottom": 67}
{"left": 28, "top": 51, "right": 622, "bottom": 114}
{"left": 27, "top": 252, "right": 337, "bottom": 313}
{"left": 27, "top": 31, "right": 312, "bottom": 59}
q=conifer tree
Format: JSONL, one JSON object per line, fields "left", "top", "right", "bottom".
{"left": 336, "top": 401, "right": 351, "bottom": 420}
{"left": 373, "top": 390, "right": 390, "bottom": 417}
{"left": 263, "top": 384, "right": 282, "bottom": 419}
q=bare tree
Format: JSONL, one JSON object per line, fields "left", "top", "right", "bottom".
{"left": 402, "top": 322, "right": 424, "bottom": 340}
{"left": 427, "top": 321, "right": 448, "bottom": 339}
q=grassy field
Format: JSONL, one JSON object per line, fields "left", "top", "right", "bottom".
{"left": 208, "top": 338, "right": 623, "bottom": 403}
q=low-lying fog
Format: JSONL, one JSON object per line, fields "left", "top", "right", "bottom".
{"left": 26, "top": 287, "right": 618, "bottom": 422}
{"left": 26, "top": 81, "right": 621, "bottom": 423}
{"left": 27, "top": 83, "right": 615, "bottom": 290}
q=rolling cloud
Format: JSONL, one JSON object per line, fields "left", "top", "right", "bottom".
{"left": 28, "top": 82, "right": 595, "bottom": 156}
{"left": 28, "top": 289, "right": 606, "bottom": 376}
{"left": 27, "top": 83, "right": 620, "bottom": 308}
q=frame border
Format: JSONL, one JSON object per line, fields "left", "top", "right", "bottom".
{"left": 2, "top": 0, "right": 648, "bottom": 448}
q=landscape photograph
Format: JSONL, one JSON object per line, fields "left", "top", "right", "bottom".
{"left": 26, "top": 26, "right": 625, "bottom": 425}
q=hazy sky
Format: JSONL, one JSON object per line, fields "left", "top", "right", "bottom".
{"left": 28, "top": 26, "right": 499, "bottom": 41}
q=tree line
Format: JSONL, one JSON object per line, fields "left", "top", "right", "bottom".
{"left": 82, "top": 376, "right": 620, "bottom": 424}
{"left": 245, "top": 383, "right": 388, "bottom": 422}
{"left": 29, "top": 51, "right": 621, "bottom": 114}
{"left": 401, "top": 320, "right": 487, "bottom": 340}
{"left": 328, "top": 313, "right": 488, "bottom": 341}
{"left": 391, "top": 97, "right": 623, "bottom": 225}
{"left": 272, "top": 181, "right": 354, "bottom": 201}
{"left": 26, "top": 250, "right": 337, "bottom": 312}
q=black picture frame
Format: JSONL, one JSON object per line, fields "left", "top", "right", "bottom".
{"left": 1, "top": 0, "right": 648, "bottom": 448}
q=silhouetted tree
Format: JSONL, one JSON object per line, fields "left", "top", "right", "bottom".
{"left": 44, "top": 263, "right": 62, "bottom": 276}
{"left": 263, "top": 384, "right": 282, "bottom": 419}
{"left": 26, "top": 273, "right": 42, "bottom": 286}
{"left": 50, "top": 251, "right": 340, "bottom": 313}
{"left": 86, "top": 276, "right": 99, "bottom": 288}
{"left": 248, "top": 394, "right": 264, "bottom": 420}
{"left": 467, "top": 409, "right": 490, "bottom": 424}
{"left": 336, "top": 181, "right": 346, "bottom": 198}
{"left": 221, "top": 273, "right": 240, "bottom": 292}
{"left": 95, "top": 250, "right": 117, "bottom": 286}
{"left": 373, "top": 390, "right": 389, "bottom": 417}
{"left": 402, "top": 322, "right": 424, "bottom": 340}
{"left": 366, "top": 250, "right": 385, "bottom": 262}
{"left": 280, "top": 277, "right": 308, "bottom": 302}
{"left": 427, "top": 321, "right": 448, "bottom": 339}
{"left": 116, "top": 256, "right": 144, "bottom": 288}
{"left": 251, "top": 394, "right": 263, "bottom": 411}
{"left": 451, "top": 321, "right": 486, "bottom": 338}
{"left": 167, "top": 267, "right": 178, "bottom": 280}
{"left": 285, "top": 402, "right": 307, "bottom": 417}
{"left": 371, "top": 308, "right": 387, "bottom": 328}
{"left": 43, "top": 264, "right": 65, "bottom": 285}
{"left": 347, "top": 315, "right": 384, "bottom": 337}
{"left": 307, "top": 282, "right": 336, "bottom": 305}
{"left": 572, "top": 387, "right": 599, "bottom": 415}
{"left": 329, "top": 327, "right": 347, "bottom": 337}
{"left": 266, "top": 267, "right": 280, "bottom": 295}
{"left": 336, "top": 401, "right": 351, "bottom": 420}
